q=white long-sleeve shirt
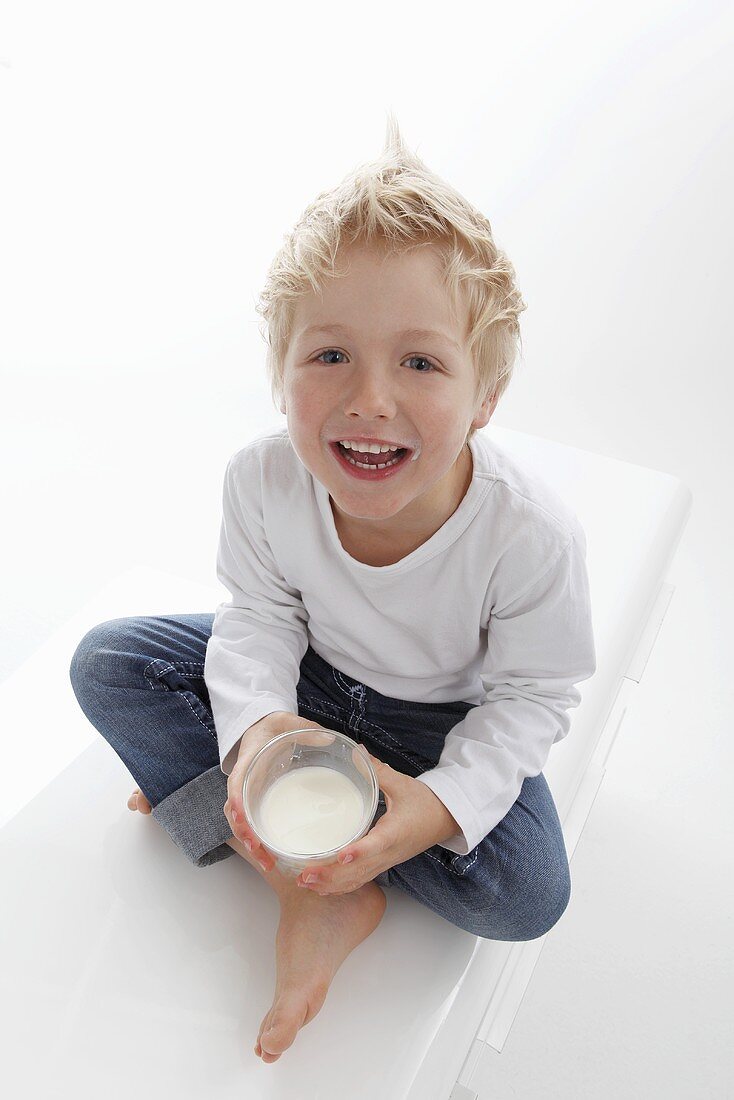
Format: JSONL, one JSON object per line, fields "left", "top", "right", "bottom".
{"left": 204, "top": 427, "right": 597, "bottom": 855}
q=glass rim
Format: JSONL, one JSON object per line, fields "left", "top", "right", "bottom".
{"left": 242, "top": 727, "right": 380, "bottom": 860}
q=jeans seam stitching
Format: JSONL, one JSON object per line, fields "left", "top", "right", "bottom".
{"left": 356, "top": 714, "right": 430, "bottom": 771}
{"left": 143, "top": 658, "right": 218, "bottom": 744}
{"left": 298, "top": 695, "right": 342, "bottom": 716}
{"left": 295, "top": 702, "right": 350, "bottom": 727}
{"left": 332, "top": 669, "right": 366, "bottom": 711}
{"left": 422, "top": 845, "right": 471, "bottom": 879}
{"left": 456, "top": 847, "right": 481, "bottom": 874}
{"left": 143, "top": 658, "right": 206, "bottom": 677}
{"left": 144, "top": 658, "right": 176, "bottom": 680}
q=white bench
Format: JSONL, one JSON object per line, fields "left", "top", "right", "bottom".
{"left": 0, "top": 426, "right": 691, "bottom": 1100}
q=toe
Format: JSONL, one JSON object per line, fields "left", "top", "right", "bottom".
{"left": 128, "top": 790, "right": 152, "bottom": 814}
{"left": 259, "top": 1019, "right": 279, "bottom": 1054}
{"left": 255, "top": 1011, "right": 274, "bottom": 1060}
{"left": 256, "top": 1024, "right": 282, "bottom": 1062}
{"left": 260, "top": 1023, "right": 287, "bottom": 1061}
{"left": 259, "top": 994, "right": 309, "bottom": 1059}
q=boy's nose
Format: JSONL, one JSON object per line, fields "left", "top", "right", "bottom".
{"left": 344, "top": 375, "right": 398, "bottom": 419}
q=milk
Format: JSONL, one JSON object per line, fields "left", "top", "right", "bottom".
{"left": 257, "top": 765, "right": 365, "bottom": 855}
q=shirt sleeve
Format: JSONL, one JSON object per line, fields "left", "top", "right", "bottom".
{"left": 416, "top": 533, "right": 597, "bottom": 855}
{"left": 204, "top": 449, "right": 310, "bottom": 776}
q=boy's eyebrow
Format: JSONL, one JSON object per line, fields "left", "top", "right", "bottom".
{"left": 299, "top": 322, "right": 461, "bottom": 350}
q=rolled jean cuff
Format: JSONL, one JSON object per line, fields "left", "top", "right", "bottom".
{"left": 151, "top": 765, "right": 235, "bottom": 868}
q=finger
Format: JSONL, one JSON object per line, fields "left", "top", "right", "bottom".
{"left": 226, "top": 802, "right": 252, "bottom": 843}
{"left": 227, "top": 768, "right": 247, "bottom": 819}
{"left": 337, "top": 821, "right": 386, "bottom": 865}
{"left": 231, "top": 821, "right": 274, "bottom": 872}
{"left": 298, "top": 864, "right": 355, "bottom": 893}
{"left": 223, "top": 794, "right": 274, "bottom": 870}
{"left": 298, "top": 865, "right": 328, "bottom": 888}
{"left": 306, "top": 878, "right": 359, "bottom": 896}
{"left": 366, "top": 752, "right": 397, "bottom": 784}
{"left": 223, "top": 792, "right": 251, "bottom": 843}
{"left": 339, "top": 808, "right": 393, "bottom": 867}
{"left": 228, "top": 753, "right": 259, "bottom": 824}
{"left": 299, "top": 875, "right": 331, "bottom": 894}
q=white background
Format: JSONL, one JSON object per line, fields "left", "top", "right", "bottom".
{"left": 1, "top": 1, "right": 732, "bottom": 1095}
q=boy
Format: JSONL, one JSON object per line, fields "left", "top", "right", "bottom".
{"left": 71, "top": 115, "right": 596, "bottom": 1065}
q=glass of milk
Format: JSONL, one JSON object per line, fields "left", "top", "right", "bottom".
{"left": 242, "top": 727, "right": 380, "bottom": 878}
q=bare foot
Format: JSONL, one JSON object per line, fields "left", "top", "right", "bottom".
{"left": 129, "top": 787, "right": 385, "bottom": 1062}
{"left": 127, "top": 788, "right": 152, "bottom": 814}
{"left": 256, "top": 881, "right": 387, "bottom": 1063}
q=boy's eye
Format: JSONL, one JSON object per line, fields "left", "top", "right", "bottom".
{"left": 405, "top": 356, "right": 436, "bottom": 373}
{"left": 313, "top": 350, "right": 437, "bottom": 372}
{"left": 314, "top": 349, "right": 347, "bottom": 365}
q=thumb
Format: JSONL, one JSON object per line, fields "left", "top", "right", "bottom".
{"left": 365, "top": 751, "right": 397, "bottom": 782}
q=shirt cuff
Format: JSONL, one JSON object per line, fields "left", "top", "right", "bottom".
{"left": 415, "top": 770, "right": 480, "bottom": 855}
{"left": 218, "top": 696, "right": 296, "bottom": 775}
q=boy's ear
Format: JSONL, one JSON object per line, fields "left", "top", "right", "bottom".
{"left": 472, "top": 388, "right": 499, "bottom": 431}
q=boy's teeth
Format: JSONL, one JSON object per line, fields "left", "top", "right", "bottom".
{"left": 338, "top": 440, "right": 402, "bottom": 453}
{"left": 344, "top": 451, "right": 404, "bottom": 469}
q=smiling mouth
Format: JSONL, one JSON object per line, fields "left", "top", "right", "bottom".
{"left": 330, "top": 441, "right": 413, "bottom": 477}
{"left": 335, "top": 442, "right": 409, "bottom": 468}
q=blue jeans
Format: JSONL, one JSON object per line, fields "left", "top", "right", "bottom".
{"left": 69, "top": 613, "right": 571, "bottom": 942}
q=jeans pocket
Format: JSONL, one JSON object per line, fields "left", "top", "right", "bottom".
{"left": 143, "top": 658, "right": 218, "bottom": 744}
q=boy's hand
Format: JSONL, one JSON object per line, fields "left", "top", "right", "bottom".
{"left": 223, "top": 711, "right": 326, "bottom": 873}
{"left": 297, "top": 751, "right": 462, "bottom": 895}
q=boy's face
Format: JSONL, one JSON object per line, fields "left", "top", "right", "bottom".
{"left": 281, "top": 241, "right": 498, "bottom": 543}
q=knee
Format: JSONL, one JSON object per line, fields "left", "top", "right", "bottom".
{"left": 501, "top": 834, "right": 572, "bottom": 942}
{"left": 68, "top": 617, "right": 139, "bottom": 696}
{"left": 472, "top": 832, "right": 571, "bottom": 942}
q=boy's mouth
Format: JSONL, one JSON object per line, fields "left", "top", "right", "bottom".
{"left": 329, "top": 441, "right": 413, "bottom": 480}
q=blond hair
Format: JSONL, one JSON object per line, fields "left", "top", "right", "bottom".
{"left": 255, "top": 112, "right": 526, "bottom": 444}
